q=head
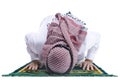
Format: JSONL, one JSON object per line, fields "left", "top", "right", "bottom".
{"left": 46, "top": 44, "right": 73, "bottom": 74}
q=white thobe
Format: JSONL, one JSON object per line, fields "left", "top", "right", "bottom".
{"left": 25, "top": 15, "right": 100, "bottom": 65}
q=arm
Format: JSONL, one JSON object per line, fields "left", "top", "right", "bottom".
{"left": 25, "top": 47, "right": 42, "bottom": 70}
{"left": 24, "top": 15, "right": 55, "bottom": 71}
{"left": 25, "top": 32, "right": 45, "bottom": 71}
{"left": 79, "top": 32, "right": 101, "bottom": 70}
{"left": 86, "top": 43, "right": 99, "bottom": 61}
{"left": 80, "top": 43, "right": 99, "bottom": 71}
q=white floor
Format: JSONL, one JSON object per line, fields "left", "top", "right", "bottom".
{"left": 0, "top": 0, "right": 120, "bottom": 80}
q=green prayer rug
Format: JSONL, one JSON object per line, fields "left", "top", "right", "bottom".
{"left": 2, "top": 62, "right": 116, "bottom": 77}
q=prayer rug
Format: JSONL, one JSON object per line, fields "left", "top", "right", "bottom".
{"left": 2, "top": 62, "right": 116, "bottom": 77}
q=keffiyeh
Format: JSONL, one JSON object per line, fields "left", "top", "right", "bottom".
{"left": 41, "top": 13, "right": 87, "bottom": 74}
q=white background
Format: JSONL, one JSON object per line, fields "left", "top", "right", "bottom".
{"left": 0, "top": 0, "right": 120, "bottom": 80}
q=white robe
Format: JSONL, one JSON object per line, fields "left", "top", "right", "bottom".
{"left": 25, "top": 15, "right": 100, "bottom": 64}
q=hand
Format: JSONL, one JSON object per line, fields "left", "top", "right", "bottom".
{"left": 25, "top": 60, "right": 40, "bottom": 71}
{"left": 79, "top": 59, "right": 98, "bottom": 71}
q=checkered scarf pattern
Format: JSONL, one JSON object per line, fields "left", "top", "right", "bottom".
{"left": 41, "top": 13, "right": 87, "bottom": 74}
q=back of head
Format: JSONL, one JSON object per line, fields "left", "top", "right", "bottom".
{"left": 46, "top": 44, "right": 73, "bottom": 74}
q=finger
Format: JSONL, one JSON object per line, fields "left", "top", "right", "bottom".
{"left": 35, "top": 65, "right": 38, "bottom": 70}
{"left": 23, "top": 64, "right": 31, "bottom": 70}
{"left": 31, "top": 66, "right": 35, "bottom": 70}
{"left": 86, "top": 64, "right": 90, "bottom": 71}
{"left": 90, "top": 65, "right": 94, "bottom": 70}
{"left": 31, "top": 66, "right": 34, "bottom": 70}
{"left": 32, "top": 65, "right": 38, "bottom": 70}
{"left": 83, "top": 63, "right": 87, "bottom": 70}
{"left": 28, "top": 64, "right": 33, "bottom": 70}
